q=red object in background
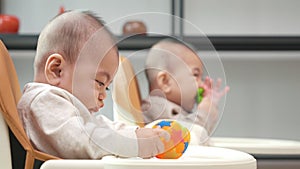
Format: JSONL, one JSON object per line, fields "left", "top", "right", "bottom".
{"left": 59, "top": 6, "right": 65, "bottom": 14}
{"left": 0, "top": 14, "right": 19, "bottom": 34}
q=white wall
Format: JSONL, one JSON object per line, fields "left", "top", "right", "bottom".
{"left": 185, "top": 0, "right": 300, "bottom": 35}
{"left": 215, "top": 52, "right": 300, "bottom": 141}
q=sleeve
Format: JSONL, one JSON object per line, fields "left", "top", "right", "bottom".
{"left": 28, "top": 89, "right": 138, "bottom": 159}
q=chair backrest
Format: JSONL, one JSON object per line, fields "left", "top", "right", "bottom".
{"left": 112, "top": 56, "right": 144, "bottom": 127}
{"left": 0, "top": 40, "right": 59, "bottom": 169}
{"left": 0, "top": 111, "right": 12, "bottom": 169}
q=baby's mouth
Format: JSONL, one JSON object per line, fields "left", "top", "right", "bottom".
{"left": 99, "top": 102, "right": 104, "bottom": 108}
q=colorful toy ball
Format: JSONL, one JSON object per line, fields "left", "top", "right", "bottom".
{"left": 152, "top": 120, "right": 190, "bottom": 159}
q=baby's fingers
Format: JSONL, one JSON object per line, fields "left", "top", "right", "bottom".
{"left": 215, "top": 78, "right": 222, "bottom": 91}
{"left": 202, "top": 76, "right": 212, "bottom": 96}
{"left": 205, "top": 76, "right": 213, "bottom": 88}
{"left": 221, "top": 86, "right": 230, "bottom": 96}
{"left": 153, "top": 128, "right": 170, "bottom": 141}
{"left": 154, "top": 136, "right": 165, "bottom": 155}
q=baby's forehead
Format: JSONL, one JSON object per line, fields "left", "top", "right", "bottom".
{"left": 149, "top": 41, "right": 202, "bottom": 72}
{"left": 171, "top": 44, "right": 201, "bottom": 63}
{"left": 159, "top": 42, "right": 198, "bottom": 58}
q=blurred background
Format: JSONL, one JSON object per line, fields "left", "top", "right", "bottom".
{"left": 2, "top": 0, "right": 300, "bottom": 141}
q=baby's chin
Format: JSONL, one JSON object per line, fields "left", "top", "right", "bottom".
{"left": 182, "top": 101, "right": 196, "bottom": 112}
{"left": 88, "top": 107, "right": 100, "bottom": 113}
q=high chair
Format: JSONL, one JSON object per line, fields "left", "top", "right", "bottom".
{"left": 112, "top": 56, "right": 145, "bottom": 127}
{"left": 0, "top": 40, "right": 60, "bottom": 169}
{"left": 0, "top": 111, "right": 12, "bottom": 169}
{"left": 209, "top": 137, "right": 300, "bottom": 169}
{"left": 112, "top": 56, "right": 257, "bottom": 169}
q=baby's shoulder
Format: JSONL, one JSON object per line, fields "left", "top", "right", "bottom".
{"left": 22, "top": 82, "right": 74, "bottom": 102}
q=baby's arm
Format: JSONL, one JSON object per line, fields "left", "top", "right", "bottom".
{"left": 96, "top": 115, "right": 170, "bottom": 158}
{"left": 28, "top": 89, "right": 143, "bottom": 159}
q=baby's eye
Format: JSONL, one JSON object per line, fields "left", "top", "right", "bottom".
{"left": 95, "top": 80, "right": 104, "bottom": 87}
{"left": 95, "top": 80, "right": 109, "bottom": 91}
{"left": 193, "top": 73, "right": 201, "bottom": 78}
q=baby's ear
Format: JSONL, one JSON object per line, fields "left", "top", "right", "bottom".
{"left": 156, "top": 71, "right": 172, "bottom": 93}
{"left": 44, "top": 54, "right": 65, "bottom": 85}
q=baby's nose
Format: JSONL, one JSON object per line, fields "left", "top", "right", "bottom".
{"left": 98, "top": 92, "right": 106, "bottom": 100}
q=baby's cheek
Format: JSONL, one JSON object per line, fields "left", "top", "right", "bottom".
{"left": 181, "top": 95, "right": 196, "bottom": 112}
{"left": 86, "top": 88, "right": 99, "bottom": 107}
{"left": 193, "top": 76, "right": 201, "bottom": 87}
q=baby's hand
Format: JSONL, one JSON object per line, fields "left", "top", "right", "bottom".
{"left": 196, "top": 77, "right": 229, "bottom": 134}
{"left": 136, "top": 128, "right": 170, "bottom": 158}
{"left": 200, "top": 76, "right": 230, "bottom": 105}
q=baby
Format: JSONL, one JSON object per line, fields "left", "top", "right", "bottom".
{"left": 17, "top": 10, "right": 169, "bottom": 159}
{"left": 142, "top": 39, "right": 229, "bottom": 145}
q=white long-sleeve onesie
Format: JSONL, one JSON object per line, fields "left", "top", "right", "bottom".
{"left": 17, "top": 82, "right": 138, "bottom": 159}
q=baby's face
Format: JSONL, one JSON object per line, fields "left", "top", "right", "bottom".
{"left": 182, "top": 50, "right": 204, "bottom": 89}
{"left": 168, "top": 48, "right": 203, "bottom": 112}
{"left": 73, "top": 46, "right": 119, "bottom": 112}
